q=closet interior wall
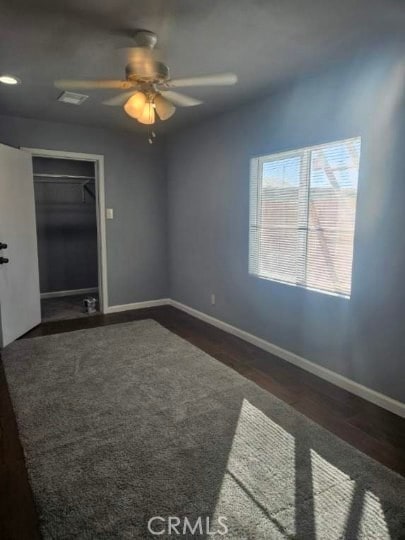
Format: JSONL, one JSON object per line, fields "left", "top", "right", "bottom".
{"left": 33, "top": 157, "right": 98, "bottom": 294}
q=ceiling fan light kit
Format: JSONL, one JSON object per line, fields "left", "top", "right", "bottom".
{"left": 122, "top": 91, "right": 174, "bottom": 125}
{"left": 123, "top": 91, "right": 147, "bottom": 119}
{"left": 154, "top": 94, "right": 176, "bottom": 121}
{"left": 137, "top": 101, "right": 155, "bottom": 125}
{"left": 54, "top": 30, "right": 237, "bottom": 139}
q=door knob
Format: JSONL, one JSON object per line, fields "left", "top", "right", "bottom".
{"left": 0, "top": 243, "right": 7, "bottom": 249}
{"left": 0, "top": 257, "right": 9, "bottom": 264}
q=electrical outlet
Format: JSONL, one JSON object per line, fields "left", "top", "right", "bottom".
{"left": 211, "top": 293, "right": 216, "bottom": 305}
{"left": 106, "top": 208, "right": 114, "bottom": 220}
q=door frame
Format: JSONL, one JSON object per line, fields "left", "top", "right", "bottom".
{"left": 21, "top": 147, "right": 108, "bottom": 314}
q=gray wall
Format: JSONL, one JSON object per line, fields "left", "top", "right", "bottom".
{"left": 167, "top": 43, "right": 405, "bottom": 402}
{"left": 0, "top": 115, "right": 168, "bottom": 306}
{"left": 33, "top": 157, "right": 98, "bottom": 293}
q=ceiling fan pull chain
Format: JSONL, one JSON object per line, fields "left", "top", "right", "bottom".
{"left": 148, "top": 126, "right": 156, "bottom": 144}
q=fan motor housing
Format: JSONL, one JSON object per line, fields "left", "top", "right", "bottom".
{"left": 126, "top": 61, "right": 169, "bottom": 84}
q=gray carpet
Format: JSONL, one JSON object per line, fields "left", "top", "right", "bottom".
{"left": 3, "top": 320, "right": 405, "bottom": 539}
{"left": 41, "top": 294, "right": 99, "bottom": 322}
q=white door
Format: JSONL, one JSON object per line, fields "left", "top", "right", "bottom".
{"left": 0, "top": 144, "right": 41, "bottom": 347}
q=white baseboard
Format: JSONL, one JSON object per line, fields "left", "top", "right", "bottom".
{"left": 105, "top": 298, "right": 170, "bottom": 314}
{"left": 41, "top": 287, "right": 98, "bottom": 299}
{"left": 169, "top": 300, "right": 405, "bottom": 419}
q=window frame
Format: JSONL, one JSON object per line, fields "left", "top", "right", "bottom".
{"left": 249, "top": 137, "right": 361, "bottom": 299}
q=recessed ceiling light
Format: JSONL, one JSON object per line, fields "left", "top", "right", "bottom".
{"left": 0, "top": 74, "right": 21, "bottom": 85}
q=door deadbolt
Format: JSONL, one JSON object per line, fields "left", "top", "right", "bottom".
{"left": 0, "top": 257, "right": 9, "bottom": 264}
{"left": 0, "top": 243, "right": 7, "bottom": 250}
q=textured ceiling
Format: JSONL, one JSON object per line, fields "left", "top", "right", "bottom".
{"left": 0, "top": 0, "right": 404, "bottom": 133}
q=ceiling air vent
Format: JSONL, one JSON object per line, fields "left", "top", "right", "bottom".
{"left": 57, "top": 91, "right": 89, "bottom": 105}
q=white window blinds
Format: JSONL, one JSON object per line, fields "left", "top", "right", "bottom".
{"left": 249, "top": 137, "right": 361, "bottom": 298}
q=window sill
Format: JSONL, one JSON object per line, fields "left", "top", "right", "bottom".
{"left": 249, "top": 272, "right": 351, "bottom": 300}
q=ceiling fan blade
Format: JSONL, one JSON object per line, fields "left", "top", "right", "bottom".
{"left": 117, "top": 46, "right": 158, "bottom": 77}
{"left": 160, "top": 90, "right": 202, "bottom": 107}
{"left": 103, "top": 91, "right": 138, "bottom": 106}
{"left": 119, "top": 46, "right": 156, "bottom": 64}
{"left": 167, "top": 72, "right": 237, "bottom": 88}
{"left": 54, "top": 79, "right": 134, "bottom": 90}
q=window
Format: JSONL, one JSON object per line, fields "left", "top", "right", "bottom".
{"left": 249, "top": 137, "right": 361, "bottom": 298}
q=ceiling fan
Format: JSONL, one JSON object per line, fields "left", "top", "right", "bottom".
{"left": 55, "top": 30, "right": 237, "bottom": 130}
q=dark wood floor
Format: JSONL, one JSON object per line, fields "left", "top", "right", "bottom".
{"left": 1, "top": 305, "right": 404, "bottom": 539}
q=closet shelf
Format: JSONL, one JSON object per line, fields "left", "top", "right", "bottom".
{"left": 33, "top": 173, "right": 95, "bottom": 185}
{"left": 34, "top": 173, "right": 94, "bottom": 179}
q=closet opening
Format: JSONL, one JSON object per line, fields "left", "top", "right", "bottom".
{"left": 25, "top": 149, "right": 107, "bottom": 322}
